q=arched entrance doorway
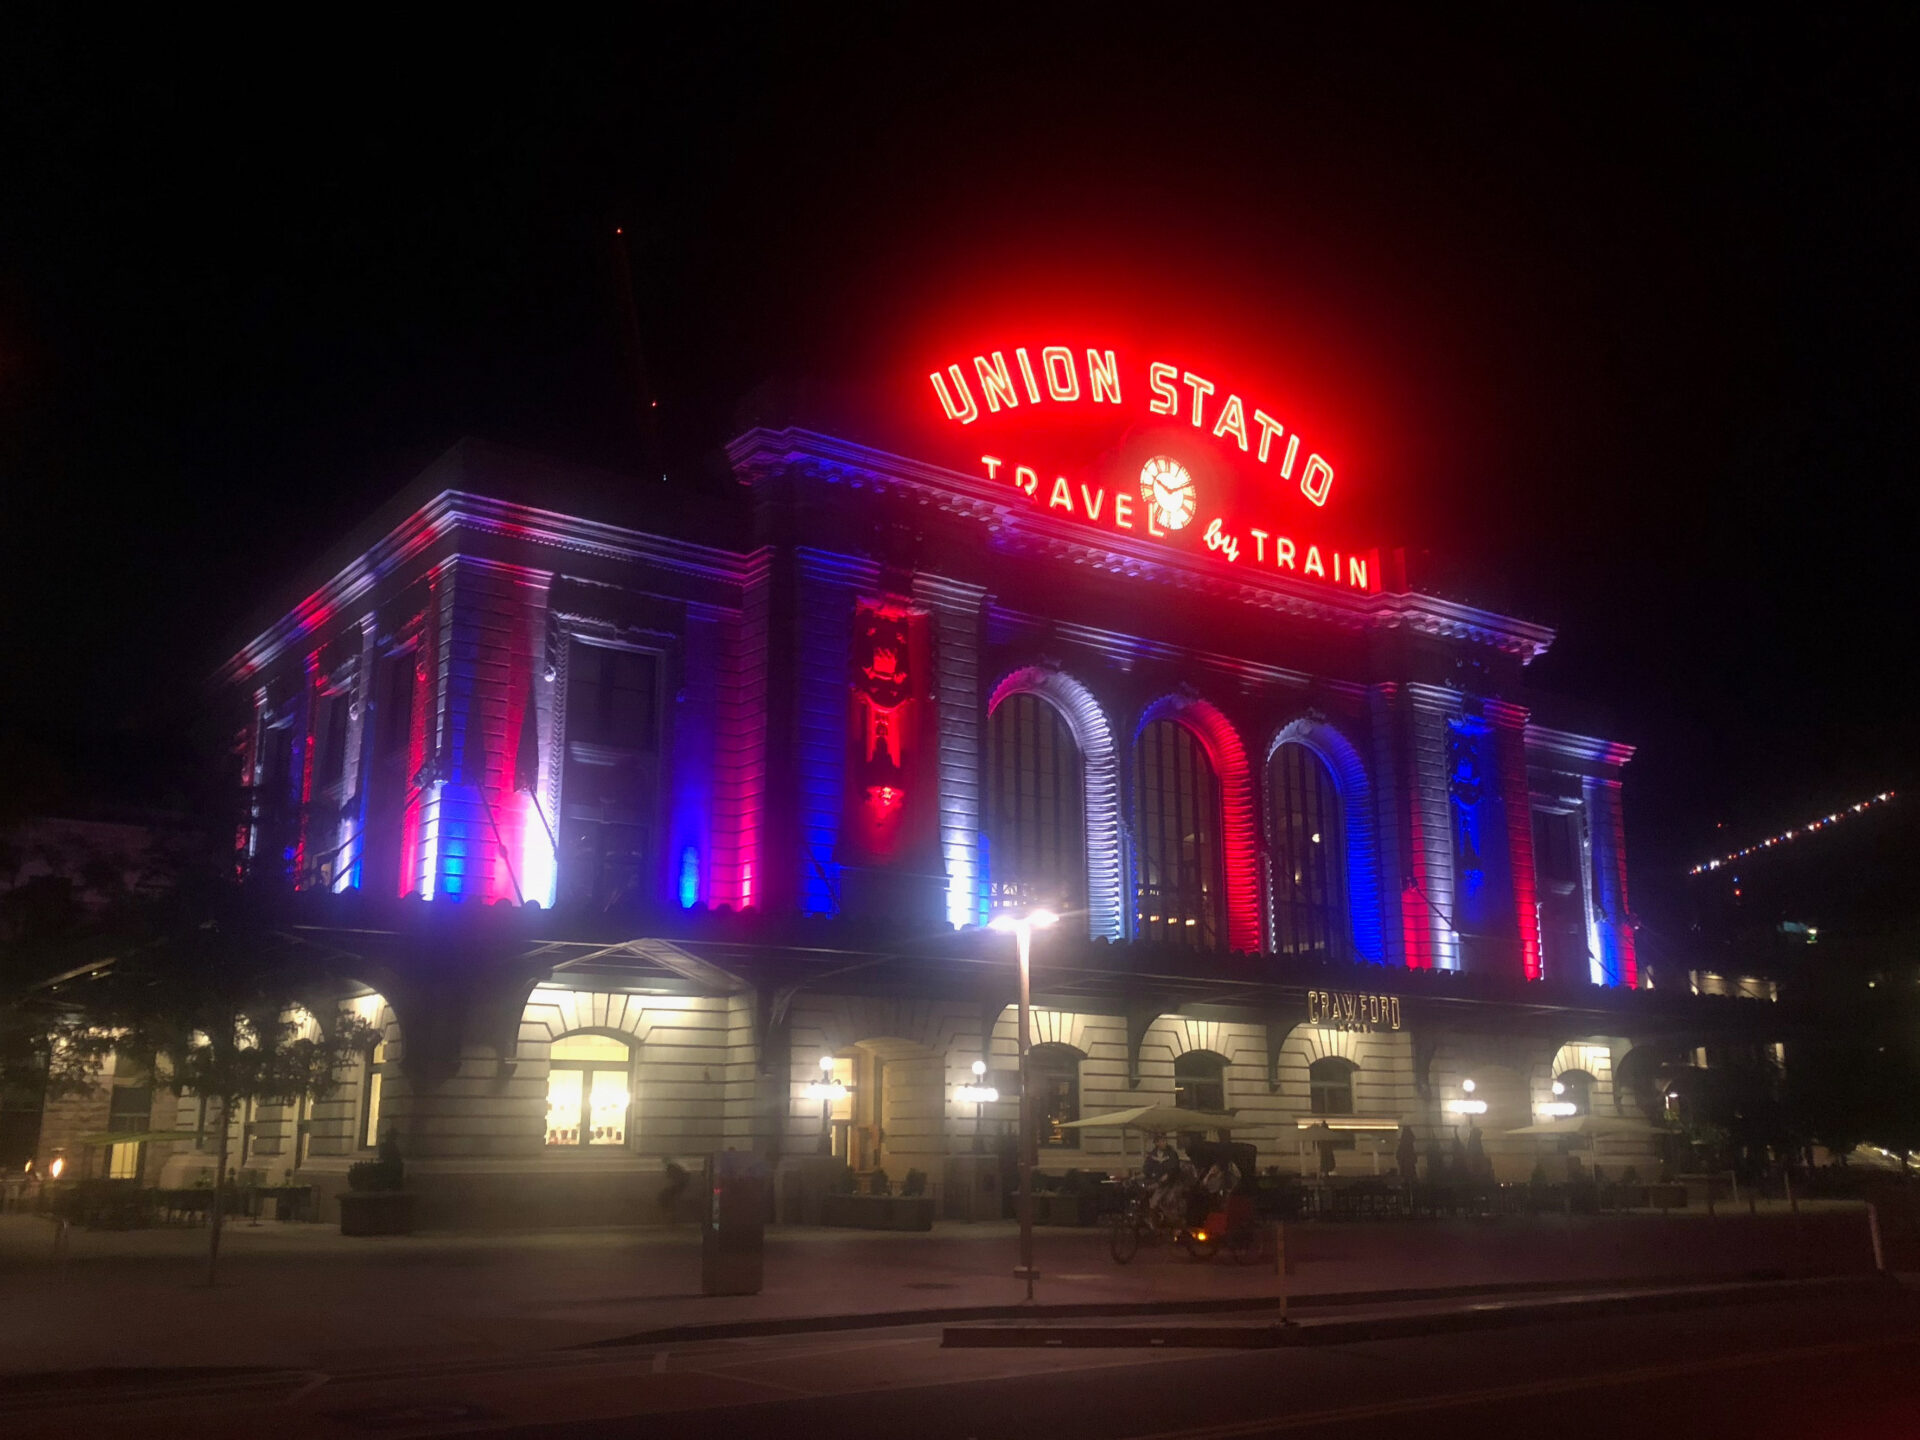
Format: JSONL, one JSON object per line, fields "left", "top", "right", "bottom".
{"left": 843, "top": 1036, "right": 947, "bottom": 1195}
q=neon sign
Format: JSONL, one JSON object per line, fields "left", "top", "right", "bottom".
{"left": 1306, "top": 989, "right": 1403, "bottom": 1032}
{"left": 931, "top": 342, "right": 1376, "bottom": 593}
{"left": 930, "top": 345, "right": 1335, "bottom": 506}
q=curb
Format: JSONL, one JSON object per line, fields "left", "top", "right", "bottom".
{"left": 940, "top": 1273, "right": 1889, "bottom": 1349}
{"left": 569, "top": 1267, "right": 1838, "bottom": 1351}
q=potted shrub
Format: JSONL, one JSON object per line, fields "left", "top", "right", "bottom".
{"left": 339, "top": 1133, "right": 413, "bottom": 1236}
{"left": 821, "top": 1165, "right": 933, "bottom": 1231}
{"left": 1050, "top": 1169, "right": 1088, "bottom": 1227}
{"left": 819, "top": 1160, "right": 860, "bottom": 1228}
{"left": 1025, "top": 1171, "right": 1053, "bottom": 1226}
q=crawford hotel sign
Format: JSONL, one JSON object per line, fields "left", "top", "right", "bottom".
{"left": 926, "top": 341, "right": 1378, "bottom": 592}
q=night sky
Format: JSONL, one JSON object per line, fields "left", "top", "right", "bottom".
{"left": 4, "top": 14, "right": 1914, "bottom": 937}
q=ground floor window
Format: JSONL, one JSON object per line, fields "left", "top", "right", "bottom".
{"left": 1030, "top": 1043, "right": 1081, "bottom": 1149}
{"left": 1174, "top": 1050, "right": 1227, "bottom": 1113}
{"left": 1309, "top": 1057, "right": 1357, "bottom": 1116}
{"left": 546, "top": 1033, "right": 632, "bottom": 1147}
{"left": 107, "top": 1062, "right": 152, "bottom": 1181}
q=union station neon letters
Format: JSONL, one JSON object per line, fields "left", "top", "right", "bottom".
{"left": 929, "top": 343, "right": 1335, "bottom": 507}
{"left": 930, "top": 342, "right": 1375, "bottom": 593}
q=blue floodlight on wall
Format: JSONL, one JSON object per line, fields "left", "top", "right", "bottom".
{"left": 679, "top": 845, "right": 700, "bottom": 909}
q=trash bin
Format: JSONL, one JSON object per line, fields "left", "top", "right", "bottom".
{"left": 702, "top": 1150, "right": 767, "bottom": 1296}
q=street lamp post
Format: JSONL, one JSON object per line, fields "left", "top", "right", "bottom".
{"left": 812, "top": 1055, "right": 836, "bottom": 1156}
{"left": 990, "top": 907, "right": 1057, "bottom": 1303}
{"left": 971, "top": 1060, "right": 988, "bottom": 1153}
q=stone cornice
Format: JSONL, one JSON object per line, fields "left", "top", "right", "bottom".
{"left": 1526, "top": 723, "right": 1636, "bottom": 771}
{"left": 220, "top": 490, "right": 753, "bottom": 684}
{"left": 726, "top": 427, "right": 1556, "bottom": 663}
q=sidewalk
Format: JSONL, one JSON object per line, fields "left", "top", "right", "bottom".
{"left": 0, "top": 1203, "right": 1883, "bottom": 1381}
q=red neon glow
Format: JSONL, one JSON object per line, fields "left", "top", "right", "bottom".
{"left": 1252, "top": 408, "right": 1284, "bottom": 463}
{"left": 930, "top": 342, "right": 1336, "bottom": 506}
{"left": 1212, "top": 394, "right": 1249, "bottom": 451}
{"left": 1149, "top": 362, "right": 1178, "bottom": 415}
{"left": 1181, "top": 371, "right": 1214, "bottom": 427}
{"left": 1015, "top": 347, "right": 1041, "bottom": 402}
{"left": 1041, "top": 346, "right": 1080, "bottom": 401}
{"left": 1300, "top": 455, "right": 1333, "bottom": 507}
{"left": 930, "top": 365, "right": 979, "bottom": 424}
{"left": 1150, "top": 698, "right": 1260, "bottom": 954}
{"left": 986, "top": 454, "right": 1375, "bottom": 591}
{"left": 1087, "top": 348, "right": 1121, "bottom": 403}
{"left": 975, "top": 352, "right": 1018, "bottom": 413}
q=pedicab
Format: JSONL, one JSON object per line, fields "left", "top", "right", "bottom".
{"left": 1058, "top": 1105, "right": 1270, "bottom": 1265}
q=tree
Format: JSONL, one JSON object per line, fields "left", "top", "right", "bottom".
{"left": 1, "top": 873, "right": 129, "bottom": 1125}
{"left": 89, "top": 891, "right": 376, "bottom": 1285}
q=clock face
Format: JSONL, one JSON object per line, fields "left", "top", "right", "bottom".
{"left": 1140, "top": 456, "right": 1198, "bottom": 531}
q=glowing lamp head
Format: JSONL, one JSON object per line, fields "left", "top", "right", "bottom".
{"left": 48, "top": 1157, "right": 65, "bottom": 1180}
{"left": 819, "top": 1055, "right": 835, "bottom": 1074}
{"left": 972, "top": 1060, "right": 987, "bottom": 1078}
{"left": 1551, "top": 1080, "right": 1565, "bottom": 1096}
{"left": 1461, "top": 1078, "right": 1476, "bottom": 1095}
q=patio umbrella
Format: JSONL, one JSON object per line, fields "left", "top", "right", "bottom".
{"left": 1503, "top": 1115, "right": 1669, "bottom": 1139}
{"left": 1060, "top": 1104, "right": 1243, "bottom": 1133}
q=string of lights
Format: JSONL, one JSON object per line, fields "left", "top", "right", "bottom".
{"left": 1690, "top": 790, "right": 1898, "bottom": 876}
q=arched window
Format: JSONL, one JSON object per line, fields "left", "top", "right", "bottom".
{"left": 1555, "top": 1070, "right": 1595, "bottom": 1117}
{"left": 1309, "top": 1057, "right": 1357, "bottom": 1116}
{"left": 986, "top": 693, "right": 1085, "bottom": 916}
{"left": 545, "top": 1033, "right": 633, "bottom": 1147}
{"left": 1134, "top": 719, "right": 1222, "bottom": 947}
{"left": 1174, "top": 1051, "right": 1227, "bottom": 1113}
{"left": 1269, "top": 742, "right": 1344, "bottom": 957}
{"left": 1029, "top": 1043, "right": 1082, "bottom": 1149}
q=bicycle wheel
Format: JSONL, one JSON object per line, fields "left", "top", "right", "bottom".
{"left": 1109, "top": 1219, "right": 1142, "bottom": 1265}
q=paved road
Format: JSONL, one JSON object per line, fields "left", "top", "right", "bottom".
{"left": 484, "top": 1281, "right": 1920, "bottom": 1440}
{"left": 4, "top": 1279, "right": 1913, "bottom": 1438}
{"left": 0, "top": 1206, "right": 1883, "bottom": 1378}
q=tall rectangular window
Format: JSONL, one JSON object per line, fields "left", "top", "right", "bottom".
{"left": 1133, "top": 719, "right": 1221, "bottom": 948}
{"left": 1269, "top": 743, "right": 1344, "bottom": 958}
{"left": 107, "top": 1068, "right": 153, "bottom": 1182}
{"left": 318, "top": 691, "right": 352, "bottom": 790}
{"left": 559, "top": 641, "right": 661, "bottom": 909}
{"left": 985, "top": 693, "right": 1085, "bottom": 916}
{"left": 361, "top": 649, "right": 419, "bottom": 897}
{"left": 1532, "top": 805, "right": 1588, "bottom": 981}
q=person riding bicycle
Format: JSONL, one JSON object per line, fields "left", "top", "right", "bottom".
{"left": 1142, "top": 1134, "right": 1184, "bottom": 1224}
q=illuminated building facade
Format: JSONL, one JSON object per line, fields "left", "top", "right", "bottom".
{"left": 174, "top": 352, "right": 1775, "bottom": 1223}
